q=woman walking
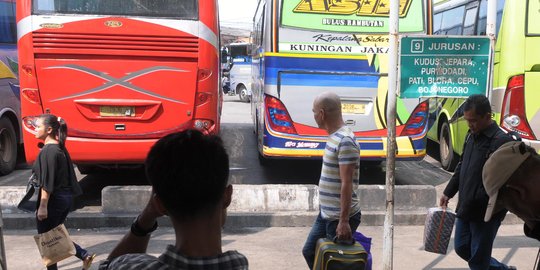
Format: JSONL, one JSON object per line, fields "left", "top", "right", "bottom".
{"left": 34, "top": 114, "right": 95, "bottom": 270}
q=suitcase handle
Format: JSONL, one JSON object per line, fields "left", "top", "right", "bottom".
{"left": 332, "top": 236, "right": 355, "bottom": 246}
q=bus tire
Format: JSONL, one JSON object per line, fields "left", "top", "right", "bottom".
{"left": 238, "top": 85, "right": 249, "bottom": 102}
{"left": 0, "top": 117, "right": 17, "bottom": 176}
{"left": 258, "top": 152, "right": 269, "bottom": 166}
{"left": 76, "top": 164, "right": 97, "bottom": 175}
{"left": 439, "top": 121, "right": 458, "bottom": 172}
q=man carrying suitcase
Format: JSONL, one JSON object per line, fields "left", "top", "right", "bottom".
{"left": 302, "top": 92, "right": 362, "bottom": 269}
{"left": 439, "top": 95, "right": 515, "bottom": 270}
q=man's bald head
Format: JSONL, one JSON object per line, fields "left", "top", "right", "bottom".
{"left": 313, "top": 92, "right": 344, "bottom": 132}
{"left": 314, "top": 92, "right": 342, "bottom": 117}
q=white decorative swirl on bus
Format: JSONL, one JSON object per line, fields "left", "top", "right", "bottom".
{"left": 45, "top": 65, "right": 188, "bottom": 104}
{"left": 16, "top": 15, "right": 218, "bottom": 50}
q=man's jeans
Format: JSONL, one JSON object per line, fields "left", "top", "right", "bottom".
{"left": 302, "top": 211, "right": 362, "bottom": 269}
{"left": 454, "top": 211, "right": 511, "bottom": 270}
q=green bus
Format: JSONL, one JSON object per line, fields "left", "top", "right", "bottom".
{"left": 429, "top": 0, "right": 540, "bottom": 171}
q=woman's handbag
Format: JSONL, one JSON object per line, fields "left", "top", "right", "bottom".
{"left": 17, "top": 173, "right": 40, "bottom": 212}
{"left": 33, "top": 224, "right": 76, "bottom": 266}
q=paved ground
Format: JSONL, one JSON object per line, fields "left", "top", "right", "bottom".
{"left": 4, "top": 224, "right": 539, "bottom": 270}
{"left": 2, "top": 156, "right": 538, "bottom": 269}
{"left": 2, "top": 182, "right": 538, "bottom": 270}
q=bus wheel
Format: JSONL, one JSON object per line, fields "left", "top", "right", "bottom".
{"left": 0, "top": 117, "right": 17, "bottom": 176}
{"left": 439, "top": 121, "right": 458, "bottom": 172}
{"left": 258, "top": 152, "right": 269, "bottom": 166}
{"left": 238, "top": 85, "right": 249, "bottom": 102}
{"left": 76, "top": 164, "right": 98, "bottom": 175}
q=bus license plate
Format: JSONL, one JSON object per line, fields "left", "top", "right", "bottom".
{"left": 342, "top": 103, "right": 365, "bottom": 114}
{"left": 100, "top": 106, "right": 135, "bottom": 117}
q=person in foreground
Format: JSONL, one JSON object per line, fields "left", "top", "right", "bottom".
{"left": 483, "top": 141, "right": 540, "bottom": 241}
{"left": 302, "top": 92, "right": 362, "bottom": 269}
{"left": 34, "top": 114, "right": 95, "bottom": 270}
{"left": 99, "top": 129, "right": 248, "bottom": 270}
{"left": 439, "top": 95, "right": 515, "bottom": 270}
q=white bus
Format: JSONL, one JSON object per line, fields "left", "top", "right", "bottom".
{"left": 222, "top": 42, "right": 252, "bottom": 102}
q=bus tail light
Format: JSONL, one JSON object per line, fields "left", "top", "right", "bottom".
{"left": 500, "top": 75, "right": 536, "bottom": 140}
{"left": 195, "top": 92, "right": 211, "bottom": 106}
{"left": 197, "top": 68, "right": 212, "bottom": 81}
{"left": 22, "top": 64, "right": 34, "bottom": 77}
{"left": 265, "top": 95, "right": 297, "bottom": 134}
{"left": 193, "top": 119, "right": 214, "bottom": 134}
{"left": 22, "top": 116, "right": 38, "bottom": 132}
{"left": 22, "top": 88, "right": 41, "bottom": 104}
{"left": 400, "top": 100, "right": 428, "bottom": 136}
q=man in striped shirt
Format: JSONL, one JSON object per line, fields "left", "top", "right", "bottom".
{"left": 302, "top": 92, "right": 362, "bottom": 269}
{"left": 99, "top": 130, "right": 248, "bottom": 270}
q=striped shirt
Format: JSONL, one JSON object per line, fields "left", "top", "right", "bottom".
{"left": 98, "top": 245, "right": 248, "bottom": 270}
{"left": 319, "top": 126, "right": 361, "bottom": 220}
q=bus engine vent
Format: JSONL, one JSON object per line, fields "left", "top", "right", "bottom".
{"left": 32, "top": 32, "right": 199, "bottom": 58}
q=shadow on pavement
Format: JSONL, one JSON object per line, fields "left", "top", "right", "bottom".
{"left": 74, "top": 168, "right": 149, "bottom": 209}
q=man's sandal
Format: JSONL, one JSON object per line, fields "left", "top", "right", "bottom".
{"left": 83, "top": 253, "right": 96, "bottom": 270}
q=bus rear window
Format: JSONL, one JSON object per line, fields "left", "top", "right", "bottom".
{"left": 32, "top": 0, "right": 198, "bottom": 20}
{"left": 528, "top": 0, "right": 540, "bottom": 35}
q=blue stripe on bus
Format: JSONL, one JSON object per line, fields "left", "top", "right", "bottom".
{"left": 265, "top": 71, "right": 380, "bottom": 87}
{"left": 264, "top": 56, "right": 376, "bottom": 72}
{"left": 261, "top": 55, "right": 380, "bottom": 87}
{"left": 263, "top": 131, "right": 385, "bottom": 151}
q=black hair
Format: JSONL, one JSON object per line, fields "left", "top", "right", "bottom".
{"left": 39, "top": 114, "right": 68, "bottom": 150}
{"left": 463, "top": 94, "right": 492, "bottom": 116}
{"left": 145, "top": 130, "right": 229, "bottom": 220}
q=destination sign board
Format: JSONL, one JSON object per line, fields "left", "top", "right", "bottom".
{"left": 400, "top": 36, "right": 491, "bottom": 98}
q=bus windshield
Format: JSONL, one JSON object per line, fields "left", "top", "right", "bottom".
{"left": 229, "top": 45, "right": 250, "bottom": 59}
{"left": 32, "top": 0, "right": 198, "bottom": 19}
{"left": 281, "top": 0, "right": 425, "bottom": 33}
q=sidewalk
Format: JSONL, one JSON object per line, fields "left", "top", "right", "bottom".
{"left": 3, "top": 170, "right": 535, "bottom": 269}
{"left": 4, "top": 224, "right": 539, "bottom": 270}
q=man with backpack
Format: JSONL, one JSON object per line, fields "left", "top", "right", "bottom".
{"left": 483, "top": 140, "right": 540, "bottom": 239}
{"left": 439, "top": 94, "right": 515, "bottom": 270}
{"left": 483, "top": 141, "right": 540, "bottom": 269}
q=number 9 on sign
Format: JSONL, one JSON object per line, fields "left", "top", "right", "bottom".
{"left": 411, "top": 40, "right": 424, "bottom": 53}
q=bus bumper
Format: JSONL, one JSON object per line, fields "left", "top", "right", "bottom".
{"left": 24, "top": 136, "right": 157, "bottom": 164}
{"left": 261, "top": 132, "right": 427, "bottom": 161}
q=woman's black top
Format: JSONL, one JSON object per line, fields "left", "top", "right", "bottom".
{"left": 33, "top": 143, "right": 82, "bottom": 196}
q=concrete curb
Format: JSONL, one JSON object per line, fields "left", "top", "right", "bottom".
{"left": 1, "top": 210, "right": 435, "bottom": 229}
{"left": 101, "top": 185, "right": 437, "bottom": 213}
{"left": 1, "top": 184, "right": 520, "bottom": 228}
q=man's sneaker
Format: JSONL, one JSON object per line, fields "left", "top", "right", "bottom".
{"left": 508, "top": 266, "right": 517, "bottom": 270}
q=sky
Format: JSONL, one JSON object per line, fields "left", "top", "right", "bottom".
{"left": 219, "top": 0, "right": 259, "bottom": 30}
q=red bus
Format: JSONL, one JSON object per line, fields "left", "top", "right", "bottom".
{"left": 16, "top": 0, "right": 221, "bottom": 172}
